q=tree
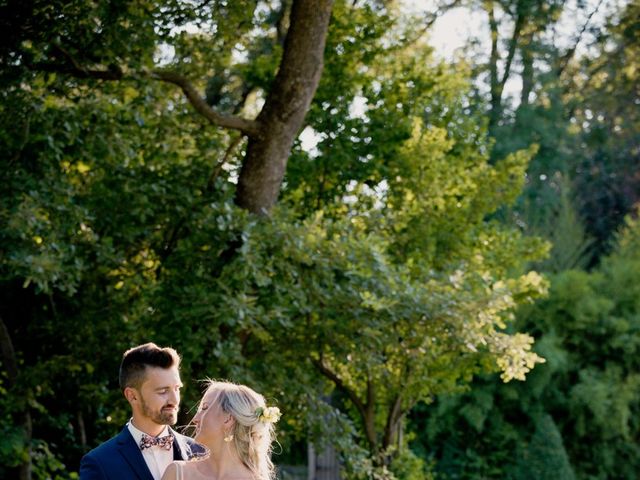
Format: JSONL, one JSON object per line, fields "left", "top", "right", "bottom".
{"left": 569, "top": 0, "right": 640, "bottom": 255}
{"left": 461, "top": 0, "right": 637, "bottom": 260}
{"left": 145, "top": 27, "right": 549, "bottom": 474}
{"left": 1, "top": 2, "right": 334, "bottom": 476}
{"left": 1, "top": 0, "right": 334, "bottom": 214}
{"left": 411, "top": 209, "right": 640, "bottom": 479}
{"left": 0, "top": 2, "right": 550, "bottom": 478}
{"left": 513, "top": 414, "right": 575, "bottom": 480}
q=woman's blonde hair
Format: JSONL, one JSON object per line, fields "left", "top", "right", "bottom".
{"left": 204, "top": 380, "right": 277, "bottom": 480}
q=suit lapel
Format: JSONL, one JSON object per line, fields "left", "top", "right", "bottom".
{"left": 116, "top": 427, "right": 155, "bottom": 480}
{"left": 171, "top": 427, "right": 188, "bottom": 461}
{"left": 170, "top": 428, "right": 208, "bottom": 461}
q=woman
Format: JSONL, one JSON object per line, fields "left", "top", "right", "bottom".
{"left": 161, "top": 380, "right": 280, "bottom": 480}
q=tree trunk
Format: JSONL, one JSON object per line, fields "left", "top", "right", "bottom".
{"left": 519, "top": 36, "right": 534, "bottom": 110}
{"left": 77, "top": 410, "right": 87, "bottom": 449}
{"left": 235, "top": 0, "right": 334, "bottom": 214}
{"left": 0, "top": 317, "right": 32, "bottom": 480}
{"left": 486, "top": 0, "right": 502, "bottom": 133}
{"left": 485, "top": 0, "right": 525, "bottom": 135}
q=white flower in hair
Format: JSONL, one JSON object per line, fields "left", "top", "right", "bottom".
{"left": 255, "top": 406, "right": 281, "bottom": 423}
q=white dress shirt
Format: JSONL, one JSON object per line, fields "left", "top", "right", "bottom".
{"left": 128, "top": 420, "right": 174, "bottom": 480}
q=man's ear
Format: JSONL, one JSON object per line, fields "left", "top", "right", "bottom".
{"left": 124, "top": 386, "right": 138, "bottom": 404}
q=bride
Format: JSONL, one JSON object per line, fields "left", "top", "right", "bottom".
{"left": 162, "top": 380, "right": 280, "bottom": 480}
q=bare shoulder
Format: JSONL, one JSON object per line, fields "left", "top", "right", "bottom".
{"left": 163, "top": 460, "right": 205, "bottom": 480}
{"left": 160, "top": 462, "right": 181, "bottom": 480}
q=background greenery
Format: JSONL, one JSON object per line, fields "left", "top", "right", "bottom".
{"left": 0, "top": 1, "right": 638, "bottom": 479}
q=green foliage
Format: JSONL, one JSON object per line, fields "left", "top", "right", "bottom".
{"left": 414, "top": 210, "right": 640, "bottom": 479}
{"left": 479, "top": 0, "right": 640, "bottom": 262}
{"left": 512, "top": 414, "right": 575, "bottom": 480}
{"left": 1, "top": 52, "right": 547, "bottom": 480}
{"left": 10, "top": 1, "right": 634, "bottom": 478}
{"left": 521, "top": 176, "right": 594, "bottom": 272}
{"left": 0, "top": 421, "right": 29, "bottom": 468}
{"left": 1, "top": 40, "right": 234, "bottom": 476}
{"left": 389, "top": 448, "right": 435, "bottom": 480}
{"left": 569, "top": 1, "right": 640, "bottom": 255}
{"left": 31, "top": 441, "right": 80, "bottom": 480}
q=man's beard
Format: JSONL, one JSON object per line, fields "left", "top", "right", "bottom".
{"left": 140, "top": 396, "right": 178, "bottom": 425}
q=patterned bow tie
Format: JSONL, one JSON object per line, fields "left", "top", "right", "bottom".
{"left": 139, "top": 433, "right": 174, "bottom": 451}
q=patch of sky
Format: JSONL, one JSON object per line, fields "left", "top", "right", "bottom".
{"left": 299, "top": 127, "right": 323, "bottom": 158}
{"left": 343, "top": 179, "right": 388, "bottom": 210}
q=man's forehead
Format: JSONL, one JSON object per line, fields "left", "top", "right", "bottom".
{"left": 142, "top": 365, "right": 182, "bottom": 386}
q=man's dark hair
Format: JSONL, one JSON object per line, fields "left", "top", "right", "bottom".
{"left": 119, "top": 342, "right": 181, "bottom": 390}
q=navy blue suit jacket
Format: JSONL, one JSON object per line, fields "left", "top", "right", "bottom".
{"left": 79, "top": 426, "right": 206, "bottom": 480}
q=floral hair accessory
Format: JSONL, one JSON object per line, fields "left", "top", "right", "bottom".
{"left": 255, "top": 406, "right": 281, "bottom": 424}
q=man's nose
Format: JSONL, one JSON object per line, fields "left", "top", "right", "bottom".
{"left": 168, "top": 389, "right": 179, "bottom": 405}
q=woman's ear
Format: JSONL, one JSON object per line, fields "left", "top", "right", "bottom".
{"left": 224, "top": 414, "right": 236, "bottom": 428}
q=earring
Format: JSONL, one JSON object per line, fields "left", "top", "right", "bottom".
{"left": 224, "top": 431, "right": 234, "bottom": 443}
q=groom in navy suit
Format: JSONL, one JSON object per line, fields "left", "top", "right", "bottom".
{"left": 80, "top": 343, "right": 205, "bottom": 480}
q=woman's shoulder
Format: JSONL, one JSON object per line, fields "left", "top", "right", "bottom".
{"left": 163, "top": 460, "right": 203, "bottom": 480}
{"left": 161, "top": 462, "right": 181, "bottom": 480}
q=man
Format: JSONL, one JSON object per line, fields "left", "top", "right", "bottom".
{"left": 80, "top": 343, "right": 205, "bottom": 480}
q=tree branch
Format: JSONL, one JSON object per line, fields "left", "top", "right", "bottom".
{"left": 207, "top": 134, "right": 244, "bottom": 192}
{"left": 364, "top": 372, "right": 378, "bottom": 450}
{"left": 275, "top": 0, "right": 293, "bottom": 46}
{"left": 402, "top": 0, "right": 465, "bottom": 46}
{"left": 366, "top": 373, "right": 375, "bottom": 412}
{"left": 312, "top": 356, "right": 380, "bottom": 449}
{"left": 557, "top": 0, "right": 606, "bottom": 76}
{"left": 382, "top": 394, "right": 403, "bottom": 450}
{"left": 499, "top": 11, "right": 524, "bottom": 92}
{"left": 30, "top": 45, "right": 260, "bottom": 136}
{"left": 32, "top": 59, "right": 123, "bottom": 80}
{"left": 311, "top": 356, "right": 366, "bottom": 419}
{"left": 151, "top": 71, "right": 260, "bottom": 136}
